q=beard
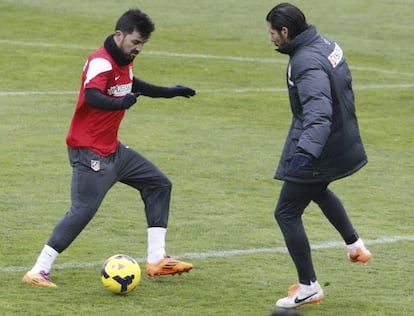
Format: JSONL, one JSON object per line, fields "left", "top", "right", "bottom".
{"left": 125, "top": 50, "right": 139, "bottom": 61}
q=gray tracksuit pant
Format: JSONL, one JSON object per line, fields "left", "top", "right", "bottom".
{"left": 47, "top": 143, "right": 171, "bottom": 253}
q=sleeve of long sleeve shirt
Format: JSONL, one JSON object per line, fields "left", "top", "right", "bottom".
{"left": 85, "top": 88, "right": 131, "bottom": 111}
{"left": 132, "top": 77, "right": 174, "bottom": 98}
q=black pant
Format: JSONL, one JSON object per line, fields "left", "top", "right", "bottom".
{"left": 274, "top": 181, "right": 357, "bottom": 284}
{"left": 47, "top": 144, "right": 171, "bottom": 253}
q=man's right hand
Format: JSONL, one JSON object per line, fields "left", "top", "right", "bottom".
{"left": 120, "top": 93, "right": 139, "bottom": 109}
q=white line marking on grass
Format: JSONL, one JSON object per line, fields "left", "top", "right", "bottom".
{"left": 1, "top": 39, "right": 414, "bottom": 77}
{"left": 0, "top": 39, "right": 95, "bottom": 51}
{"left": 146, "top": 50, "right": 285, "bottom": 65}
{"left": 0, "top": 91, "right": 78, "bottom": 96}
{"left": 355, "top": 83, "right": 414, "bottom": 89}
{"left": 198, "top": 83, "right": 414, "bottom": 93}
{"left": 1, "top": 235, "right": 413, "bottom": 273}
{"left": 1, "top": 82, "right": 413, "bottom": 97}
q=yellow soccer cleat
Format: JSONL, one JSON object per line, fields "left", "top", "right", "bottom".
{"left": 22, "top": 271, "right": 57, "bottom": 288}
{"left": 146, "top": 256, "right": 193, "bottom": 277}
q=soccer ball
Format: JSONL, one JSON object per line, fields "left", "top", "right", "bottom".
{"left": 101, "top": 254, "right": 141, "bottom": 294}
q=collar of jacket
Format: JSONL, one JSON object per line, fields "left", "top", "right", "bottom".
{"left": 103, "top": 34, "right": 131, "bottom": 66}
{"left": 276, "top": 25, "right": 318, "bottom": 55}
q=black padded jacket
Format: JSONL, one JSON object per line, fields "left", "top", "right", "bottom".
{"left": 274, "top": 25, "right": 367, "bottom": 183}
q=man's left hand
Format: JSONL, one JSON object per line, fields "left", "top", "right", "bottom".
{"left": 168, "top": 85, "right": 196, "bottom": 98}
{"left": 289, "top": 152, "right": 313, "bottom": 173}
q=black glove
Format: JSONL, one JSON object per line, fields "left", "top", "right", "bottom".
{"left": 288, "top": 152, "right": 313, "bottom": 173}
{"left": 168, "top": 85, "right": 196, "bottom": 98}
{"left": 119, "top": 93, "right": 139, "bottom": 109}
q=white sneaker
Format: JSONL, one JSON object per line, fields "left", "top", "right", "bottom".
{"left": 276, "top": 281, "right": 324, "bottom": 309}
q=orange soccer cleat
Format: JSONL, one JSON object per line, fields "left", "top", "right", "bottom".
{"left": 22, "top": 271, "right": 57, "bottom": 288}
{"left": 146, "top": 256, "right": 193, "bottom": 277}
{"left": 348, "top": 246, "right": 372, "bottom": 264}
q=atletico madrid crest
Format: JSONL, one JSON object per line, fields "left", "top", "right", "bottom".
{"left": 91, "top": 160, "right": 100, "bottom": 171}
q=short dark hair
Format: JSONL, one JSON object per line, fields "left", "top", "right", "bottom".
{"left": 266, "top": 3, "right": 308, "bottom": 40}
{"left": 115, "top": 9, "right": 155, "bottom": 39}
{"left": 269, "top": 309, "right": 303, "bottom": 316}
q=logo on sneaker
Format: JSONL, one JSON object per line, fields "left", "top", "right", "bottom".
{"left": 294, "top": 292, "right": 318, "bottom": 304}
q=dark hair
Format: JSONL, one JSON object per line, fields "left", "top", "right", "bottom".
{"left": 269, "top": 309, "right": 303, "bottom": 316}
{"left": 266, "top": 3, "right": 308, "bottom": 40}
{"left": 115, "top": 9, "right": 155, "bottom": 39}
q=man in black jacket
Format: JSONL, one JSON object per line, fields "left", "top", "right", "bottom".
{"left": 266, "top": 3, "right": 372, "bottom": 309}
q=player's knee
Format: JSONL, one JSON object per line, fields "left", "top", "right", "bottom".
{"left": 158, "top": 175, "right": 172, "bottom": 190}
{"left": 274, "top": 208, "right": 282, "bottom": 223}
{"left": 274, "top": 207, "right": 291, "bottom": 226}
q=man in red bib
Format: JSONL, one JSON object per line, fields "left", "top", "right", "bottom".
{"left": 23, "top": 9, "right": 195, "bottom": 288}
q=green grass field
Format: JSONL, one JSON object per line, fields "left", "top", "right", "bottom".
{"left": 1, "top": 0, "right": 413, "bottom": 315}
